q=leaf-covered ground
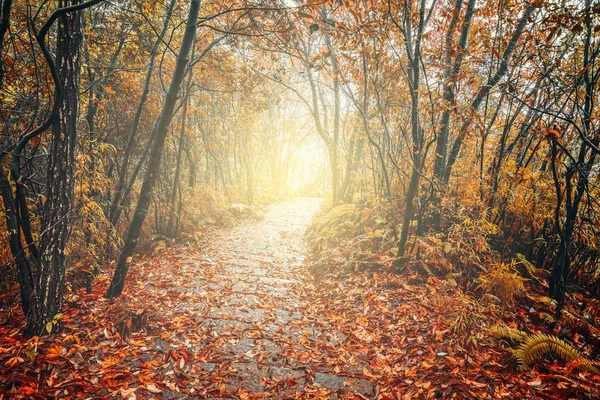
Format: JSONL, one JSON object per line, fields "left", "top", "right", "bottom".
{"left": 1, "top": 198, "right": 598, "bottom": 399}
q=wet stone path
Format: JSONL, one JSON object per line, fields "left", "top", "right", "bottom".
{"left": 167, "top": 198, "right": 375, "bottom": 398}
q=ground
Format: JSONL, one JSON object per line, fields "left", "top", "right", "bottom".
{"left": 1, "top": 198, "right": 598, "bottom": 399}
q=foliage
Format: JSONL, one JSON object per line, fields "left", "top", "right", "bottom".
{"left": 477, "top": 260, "right": 527, "bottom": 305}
{"left": 493, "top": 324, "right": 599, "bottom": 373}
{"left": 305, "top": 198, "right": 395, "bottom": 273}
{"left": 517, "top": 332, "right": 597, "bottom": 373}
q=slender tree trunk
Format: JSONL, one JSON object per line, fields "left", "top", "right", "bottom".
{"left": 109, "top": 0, "right": 176, "bottom": 226}
{"left": 106, "top": 0, "right": 200, "bottom": 298}
{"left": 0, "top": 166, "right": 34, "bottom": 315}
{"left": 0, "top": 0, "right": 13, "bottom": 87}
{"left": 26, "top": 0, "right": 83, "bottom": 336}
{"left": 168, "top": 74, "right": 192, "bottom": 236}
{"left": 397, "top": 0, "right": 427, "bottom": 256}
{"left": 322, "top": 8, "right": 340, "bottom": 204}
{"left": 550, "top": 0, "right": 597, "bottom": 315}
{"left": 428, "top": 0, "right": 475, "bottom": 230}
{"left": 441, "top": 5, "right": 534, "bottom": 186}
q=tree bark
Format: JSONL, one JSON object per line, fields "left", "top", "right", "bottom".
{"left": 0, "top": 0, "right": 13, "bottom": 86}
{"left": 26, "top": 0, "right": 84, "bottom": 336}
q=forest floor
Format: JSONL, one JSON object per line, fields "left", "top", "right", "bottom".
{"left": 1, "top": 197, "right": 598, "bottom": 399}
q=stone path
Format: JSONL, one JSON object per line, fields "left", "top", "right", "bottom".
{"left": 170, "top": 198, "right": 375, "bottom": 398}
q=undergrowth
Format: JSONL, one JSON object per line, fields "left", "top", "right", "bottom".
{"left": 305, "top": 196, "right": 600, "bottom": 381}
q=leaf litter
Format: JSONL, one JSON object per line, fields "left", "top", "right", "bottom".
{"left": 1, "top": 198, "right": 598, "bottom": 399}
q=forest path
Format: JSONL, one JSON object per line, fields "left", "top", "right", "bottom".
{"left": 169, "top": 197, "right": 375, "bottom": 398}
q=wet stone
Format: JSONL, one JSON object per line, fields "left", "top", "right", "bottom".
{"left": 223, "top": 363, "right": 265, "bottom": 393}
{"left": 224, "top": 294, "right": 260, "bottom": 307}
{"left": 199, "top": 362, "right": 217, "bottom": 372}
{"left": 152, "top": 338, "right": 171, "bottom": 353}
{"left": 274, "top": 309, "right": 303, "bottom": 325}
{"left": 258, "top": 276, "right": 300, "bottom": 286}
{"left": 209, "top": 306, "right": 265, "bottom": 324}
{"left": 232, "top": 338, "right": 256, "bottom": 355}
{"left": 227, "top": 258, "right": 256, "bottom": 268}
{"left": 209, "top": 318, "right": 252, "bottom": 333}
{"left": 327, "top": 331, "right": 349, "bottom": 346}
{"left": 314, "top": 372, "right": 375, "bottom": 396}
{"left": 257, "top": 285, "right": 293, "bottom": 298}
{"left": 232, "top": 282, "right": 258, "bottom": 294}
{"left": 269, "top": 367, "right": 305, "bottom": 387}
{"left": 207, "top": 281, "right": 226, "bottom": 291}
{"left": 224, "top": 265, "right": 268, "bottom": 277}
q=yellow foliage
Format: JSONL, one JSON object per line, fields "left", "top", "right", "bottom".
{"left": 477, "top": 260, "right": 527, "bottom": 305}
{"left": 490, "top": 324, "right": 529, "bottom": 344}
{"left": 514, "top": 333, "right": 598, "bottom": 373}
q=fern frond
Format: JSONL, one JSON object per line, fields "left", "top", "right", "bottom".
{"left": 531, "top": 295, "right": 558, "bottom": 309}
{"left": 514, "top": 333, "right": 598, "bottom": 373}
{"left": 540, "top": 312, "right": 557, "bottom": 324}
{"left": 491, "top": 325, "right": 528, "bottom": 344}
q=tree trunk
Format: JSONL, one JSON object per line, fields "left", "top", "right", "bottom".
{"left": 0, "top": 0, "right": 13, "bottom": 87}
{"left": 396, "top": 0, "right": 427, "bottom": 256}
{"left": 26, "top": 0, "right": 83, "bottom": 336}
{"left": 109, "top": 0, "right": 176, "bottom": 226}
{"left": 441, "top": 5, "right": 534, "bottom": 186}
{"left": 0, "top": 166, "right": 34, "bottom": 316}
{"left": 429, "top": 0, "right": 475, "bottom": 230}
{"left": 106, "top": 0, "right": 200, "bottom": 298}
{"left": 168, "top": 82, "right": 191, "bottom": 236}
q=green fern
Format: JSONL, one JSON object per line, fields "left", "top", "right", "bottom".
{"left": 514, "top": 333, "right": 598, "bottom": 373}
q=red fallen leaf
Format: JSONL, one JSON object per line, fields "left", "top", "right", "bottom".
{"left": 46, "top": 344, "right": 65, "bottom": 359}
{"left": 557, "top": 381, "right": 569, "bottom": 389}
{"left": 30, "top": 134, "right": 41, "bottom": 151}
{"left": 21, "top": 386, "right": 37, "bottom": 395}
{"left": 305, "top": 369, "right": 315, "bottom": 384}
{"left": 219, "top": 383, "right": 227, "bottom": 395}
{"left": 415, "top": 381, "right": 431, "bottom": 389}
{"left": 104, "top": 86, "right": 116, "bottom": 95}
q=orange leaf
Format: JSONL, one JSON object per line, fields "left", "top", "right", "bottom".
{"left": 46, "top": 345, "right": 65, "bottom": 359}
{"left": 4, "top": 356, "right": 24, "bottom": 368}
{"left": 21, "top": 386, "right": 37, "bottom": 395}
{"left": 103, "top": 86, "right": 116, "bottom": 95}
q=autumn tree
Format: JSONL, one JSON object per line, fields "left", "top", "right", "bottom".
{"left": 106, "top": 0, "right": 201, "bottom": 297}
